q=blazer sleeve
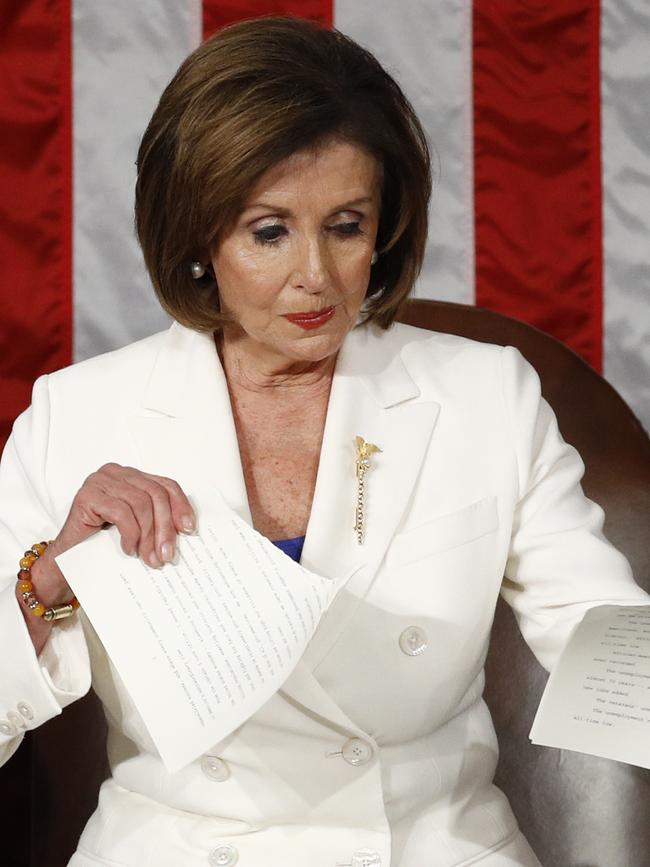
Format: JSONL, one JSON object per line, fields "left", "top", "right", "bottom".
{"left": 498, "top": 346, "right": 648, "bottom": 672}
{"left": 0, "top": 375, "right": 91, "bottom": 767}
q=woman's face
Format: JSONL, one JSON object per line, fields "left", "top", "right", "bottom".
{"left": 210, "top": 140, "right": 381, "bottom": 368}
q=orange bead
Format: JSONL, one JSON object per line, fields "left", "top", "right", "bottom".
{"left": 31, "top": 603, "right": 45, "bottom": 617}
{"left": 17, "top": 569, "right": 31, "bottom": 581}
{"left": 71, "top": 598, "right": 80, "bottom": 609}
{"left": 19, "top": 553, "right": 36, "bottom": 570}
{"left": 31, "top": 542, "right": 47, "bottom": 556}
{"left": 18, "top": 580, "right": 33, "bottom": 594}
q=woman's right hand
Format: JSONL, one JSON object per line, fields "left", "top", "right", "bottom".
{"left": 51, "top": 462, "right": 195, "bottom": 567}
{"left": 21, "top": 464, "right": 195, "bottom": 650}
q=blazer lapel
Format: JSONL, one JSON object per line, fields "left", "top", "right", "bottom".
{"left": 129, "top": 323, "right": 251, "bottom": 524}
{"left": 282, "top": 324, "right": 440, "bottom": 722}
{"left": 300, "top": 324, "right": 440, "bottom": 584}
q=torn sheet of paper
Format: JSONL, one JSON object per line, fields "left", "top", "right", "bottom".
{"left": 530, "top": 604, "right": 650, "bottom": 768}
{"left": 57, "top": 493, "right": 359, "bottom": 772}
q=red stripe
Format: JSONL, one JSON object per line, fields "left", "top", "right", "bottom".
{"left": 588, "top": 2, "right": 603, "bottom": 373}
{"left": 203, "top": 0, "right": 332, "bottom": 38}
{"left": 473, "top": 2, "right": 603, "bottom": 371}
{"left": 0, "top": 0, "right": 73, "bottom": 450}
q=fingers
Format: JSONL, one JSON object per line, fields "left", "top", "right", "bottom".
{"left": 147, "top": 474, "right": 196, "bottom": 535}
{"left": 64, "top": 464, "right": 195, "bottom": 568}
{"left": 70, "top": 487, "right": 142, "bottom": 556}
{"left": 100, "top": 464, "right": 195, "bottom": 566}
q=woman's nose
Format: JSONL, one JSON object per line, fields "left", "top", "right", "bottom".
{"left": 291, "top": 237, "right": 330, "bottom": 293}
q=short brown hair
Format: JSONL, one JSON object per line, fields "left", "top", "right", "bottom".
{"left": 135, "top": 16, "right": 431, "bottom": 331}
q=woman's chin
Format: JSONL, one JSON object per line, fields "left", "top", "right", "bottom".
{"left": 281, "top": 325, "right": 351, "bottom": 363}
{"left": 222, "top": 312, "right": 356, "bottom": 369}
{"left": 287, "top": 307, "right": 358, "bottom": 348}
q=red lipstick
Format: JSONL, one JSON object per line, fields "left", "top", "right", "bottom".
{"left": 283, "top": 306, "right": 336, "bottom": 330}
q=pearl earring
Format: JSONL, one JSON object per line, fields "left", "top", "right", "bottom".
{"left": 190, "top": 261, "right": 206, "bottom": 279}
{"left": 370, "top": 251, "right": 379, "bottom": 265}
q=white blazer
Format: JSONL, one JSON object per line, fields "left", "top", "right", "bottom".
{"left": 1, "top": 320, "right": 647, "bottom": 867}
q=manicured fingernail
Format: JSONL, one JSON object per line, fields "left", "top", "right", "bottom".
{"left": 161, "top": 542, "right": 174, "bottom": 563}
{"left": 181, "top": 514, "right": 195, "bottom": 533}
{"left": 148, "top": 551, "right": 161, "bottom": 568}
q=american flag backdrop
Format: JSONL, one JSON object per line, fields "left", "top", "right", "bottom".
{"left": 1, "top": 0, "right": 649, "bottom": 449}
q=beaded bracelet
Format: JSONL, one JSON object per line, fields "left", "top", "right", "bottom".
{"left": 17, "top": 541, "right": 80, "bottom": 622}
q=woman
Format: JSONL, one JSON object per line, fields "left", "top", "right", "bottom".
{"left": 0, "top": 16, "right": 647, "bottom": 867}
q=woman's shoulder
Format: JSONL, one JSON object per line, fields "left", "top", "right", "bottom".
{"left": 46, "top": 322, "right": 198, "bottom": 392}
{"left": 17, "top": 323, "right": 210, "bottom": 437}
{"left": 354, "top": 320, "right": 536, "bottom": 404}
{"left": 359, "top": 319, "right": 509, "bottom": 372}
{"left": 50, "top": 322, "right": 178, "bottom": 377}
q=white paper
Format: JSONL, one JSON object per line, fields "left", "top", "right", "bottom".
{"left": 56, "top": 494, "right": 352, "bottom": 772}
{"left": 530, "top": 604, "right": 650, "bottom": 768}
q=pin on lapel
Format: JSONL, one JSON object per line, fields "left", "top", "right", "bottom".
{"left": 354, "top": 435, "right": 382, "bottom": 544}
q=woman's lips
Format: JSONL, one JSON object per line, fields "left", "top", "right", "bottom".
{"left": 283, "top": 306, "right": 336, "bottom": 330}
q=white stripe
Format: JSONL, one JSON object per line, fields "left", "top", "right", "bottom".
{"left": 601, "top": 0, "right": 650, "bottom": 432}
{"left": 72, "top": 0, "right": 202, "bottom": 362}
{"left": 334, "top": 0, "right": 475, "bottom": 305}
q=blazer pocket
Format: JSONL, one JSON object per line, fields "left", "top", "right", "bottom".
{"left": 386, "top": 496, "right": 499, "bottom": 568}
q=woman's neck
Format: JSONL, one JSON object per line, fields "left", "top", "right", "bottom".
{"left": 216, "top": 329, "right": 336, "bottom": 395}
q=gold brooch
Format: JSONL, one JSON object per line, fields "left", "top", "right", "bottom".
{"left": 354, "top": 435, "right": 382, "bottom": 544}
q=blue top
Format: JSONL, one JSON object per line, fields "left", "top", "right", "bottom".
{"left": 272, "top": 535, "right": 305, "bottom": 563}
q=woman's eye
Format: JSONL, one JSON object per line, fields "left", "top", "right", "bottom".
{"left": 253, "top": 225, "right": 287, "bottom": 244}
{"left": 331, "top": 221, "right": 361, "bottom": 236}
